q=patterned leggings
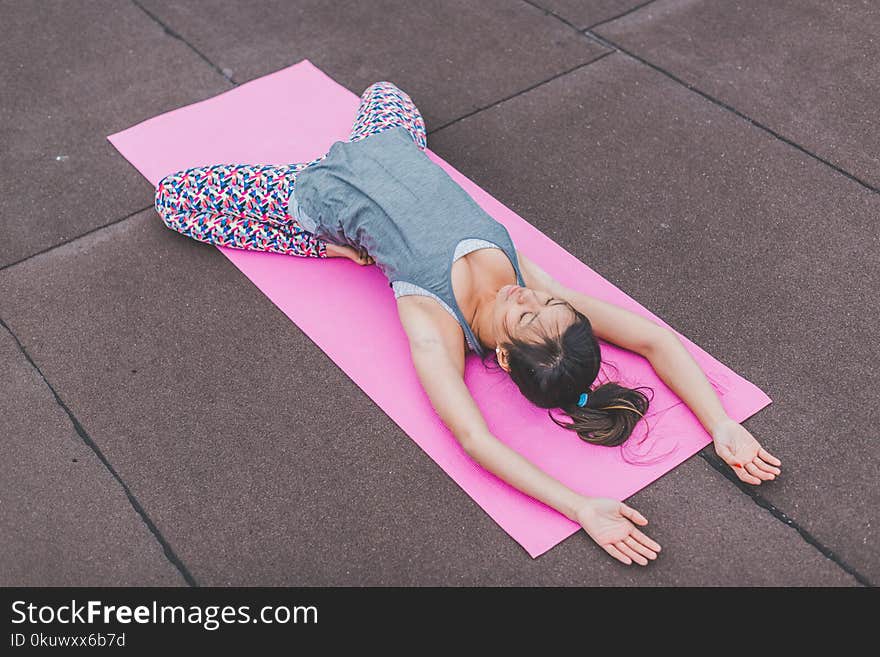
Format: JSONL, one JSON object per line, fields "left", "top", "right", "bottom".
{"left": 154, "top": 81, "right": 428, "bottom": 258}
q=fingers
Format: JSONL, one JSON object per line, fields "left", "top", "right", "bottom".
{"left": 734, "top": 463, "right": 762, "bottom": 485}
{"left": 727, "top": 456, "right": 768, "bottom": 484}
{"left": 624, "top": 535, "right": 658, "bottom": 562}
{"left": 721, "top": 441, "right": 781, "bottom": 484}
{"left": 745, "top": 462, "right": 774, "bottom": 482}
{"left": 615, "top": 541, "right": 648, "bottom": 566}
{"left": 604, "top": 543, "right": 633, "bottom": 565}
{"left": 619, "top": 504, "right": 648, "bottom": 525}
{"left": 759, "top": 447, "right": 782, "bottom": 467}
{"left": 754, "top": 456, "right": 781, "bottom": 477}
{"left": 630, "top": 527, "right": 662, "bottom": 553}
{"left": 600, "top": 525, "right": 662, "bottom": 567}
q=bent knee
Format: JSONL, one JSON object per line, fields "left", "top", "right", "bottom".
{"left": 364, "top": 80, "right": 401, "bottom": 96}
{"left": 154, "top": 176, "right": 186, "bottom": 227}
{"left": 154, "top": 170, "right": 187, "bottom": 208}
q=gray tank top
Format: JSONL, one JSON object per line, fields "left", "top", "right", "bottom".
{"left": 289, "top": 126, "right": 526, "bottom": 357}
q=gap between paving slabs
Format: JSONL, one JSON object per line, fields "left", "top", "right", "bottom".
{"left": 0, "top": 316, "right": 198, "bottom": 586}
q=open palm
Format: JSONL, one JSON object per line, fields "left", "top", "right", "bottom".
{"left": 712, "top": 418, "right": 782, "bottom": 485}
{"left": 576, "top": 498, "right": 661, "bottom": 566}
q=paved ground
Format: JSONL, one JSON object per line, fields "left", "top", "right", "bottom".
{"left": 1, "top": 0, "right": 876, "bottom": 586}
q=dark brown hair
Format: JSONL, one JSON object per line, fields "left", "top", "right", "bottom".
{"left": 481, "top": 303, "right": 654, "bottom": 449}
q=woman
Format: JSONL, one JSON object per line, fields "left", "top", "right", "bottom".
{"left": 155, "top": 81, "right": 782, "bottom": 566}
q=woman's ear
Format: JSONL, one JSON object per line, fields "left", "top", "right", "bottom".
{"left": 496, "top": 345, "right": 511, "bottom": 372}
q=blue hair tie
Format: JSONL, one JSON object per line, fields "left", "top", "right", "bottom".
{"left": 577, "top": 392, "right": 589, "bottom": 407}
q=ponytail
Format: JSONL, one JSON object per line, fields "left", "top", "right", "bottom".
{"left": 550, "top": 382, "right": 651, "bottom": 447}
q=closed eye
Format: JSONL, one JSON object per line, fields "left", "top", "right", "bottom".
{"left": 520, "top": 297, "right": 563, "bottom": 325}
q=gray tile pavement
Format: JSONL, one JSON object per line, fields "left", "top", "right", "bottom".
{"left": 0, "top": 323, "right": 184, "bottom": 586}
{"left": 594, "top": 0, "right": 880, "bottom": 189}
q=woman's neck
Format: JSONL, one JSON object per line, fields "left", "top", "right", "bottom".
{"left": 469, "top": 289, "right": 500, "bottom": 351}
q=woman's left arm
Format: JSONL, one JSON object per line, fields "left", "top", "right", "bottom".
{"left": 644, "top": 334, "right": 782, "bottom": 485}
{"left": 514, "top": 248, "right": 782, "bottom": 484}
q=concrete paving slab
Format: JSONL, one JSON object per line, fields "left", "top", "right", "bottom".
{"left": 594, "top": 0, "right": 880, "bottom": 188}
{"left": 0, "top": 325, "right": 183, "bottom": 586}
{"left": 529, "top": 0, "right": 651, "bottom": 30}
{"left": 137, "top": 0, "right": 609, "bottom": 129}
{"left": 0, "top": 0, "right": 230, "bottom": 268}
{"left": 426, "top": 52, "right": 879, "bottom": 583}
{"left": 0, "top": 207, "right": 856, "bottom": 585}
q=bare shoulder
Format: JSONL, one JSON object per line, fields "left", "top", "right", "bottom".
{"left": 396, "top": 295, "right": 466, "bottom": 372}
{"left": 396, "top": 297, "right": 490, "bottom": 444}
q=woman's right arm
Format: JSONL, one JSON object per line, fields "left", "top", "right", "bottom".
{"left": 399, "top": 301, "right": 661, "bottom": 565}
{"left": 467, "top": 428, "right": 666, "bottom": 565}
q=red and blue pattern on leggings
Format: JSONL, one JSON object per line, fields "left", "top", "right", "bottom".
{"left": 154, "top": 81, "right": 428, "bottom": 258}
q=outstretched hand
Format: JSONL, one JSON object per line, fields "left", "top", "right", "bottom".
{"left": 712, "top": 418, "right": 782, "bottom": 485}
{"left": 576, "top": 498, "right": 661, "bottom": 566}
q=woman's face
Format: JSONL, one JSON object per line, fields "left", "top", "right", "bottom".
{"left": 492, "top": 284, "right": 572, "bottom": 345}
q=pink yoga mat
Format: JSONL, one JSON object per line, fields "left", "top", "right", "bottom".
{"left": 108, "top": 59, "right": 771, "bottom": 557}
